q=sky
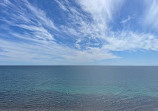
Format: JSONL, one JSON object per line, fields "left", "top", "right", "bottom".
{"left": 0, "top": 0, "right": 158, "bottom": 65}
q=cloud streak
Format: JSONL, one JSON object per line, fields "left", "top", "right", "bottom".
{"left": 144, "top": 0, "right": 158, "bottom": 31}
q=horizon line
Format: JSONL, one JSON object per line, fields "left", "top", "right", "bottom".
{"left": 0, "top": 65, "right": 158, "bottom": 67}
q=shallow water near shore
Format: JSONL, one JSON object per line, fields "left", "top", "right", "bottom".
{"left": 0, "top": 66, "right": 158, "bottom": 111}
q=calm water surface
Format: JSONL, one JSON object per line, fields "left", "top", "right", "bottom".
{"left": 0, "top": 66, "right": 158, "bottom": 111}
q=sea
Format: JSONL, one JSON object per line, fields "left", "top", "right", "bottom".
{"left": 0, "top": 66, "right": 158, "bottom": 111}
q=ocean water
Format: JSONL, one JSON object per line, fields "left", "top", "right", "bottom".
{"left": 0, "top": 66, "right": 158, "bottom": 111}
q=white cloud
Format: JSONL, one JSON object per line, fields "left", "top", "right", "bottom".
{"left": 144, "top": 0, "right": 158, "bottom": 31}
{"left": 78, "top": 0, "right": 123, "bottom": 21}
{"left": 25, "top": 1, "right": 57, "bottom": 30}
{"left": 103, "top": 31, "right": 158, "bottom": 51}
{"left": 0, "top": 0, "right": 57, "bottom": 41}
{"left": 77, "top": 0, "right": 124, "bottom": 31}
{"left": 55, "top": 0, "right": 68, "bottom": 11}
{"left": 0, "top": 37, "right": 117, "bottom": 64}
{"left": 121, "top": 16, "right": 131, "bottom": 24}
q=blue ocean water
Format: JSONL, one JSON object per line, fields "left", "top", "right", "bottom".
{"left": 0, "top": 66, "right": 158, "bottom": 111}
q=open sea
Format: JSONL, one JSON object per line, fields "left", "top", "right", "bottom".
{"left": 0, "top": 66, "right": 158, "bottom": 111}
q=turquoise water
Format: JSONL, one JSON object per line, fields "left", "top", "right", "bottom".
{"left": 0, "top": 66, "right": 158, "bottom": 110}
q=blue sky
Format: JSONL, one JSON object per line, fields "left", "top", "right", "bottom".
{"left": 0, "top": 0, "right": 158, "bottom": 65}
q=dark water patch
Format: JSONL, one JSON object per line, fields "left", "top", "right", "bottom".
{"left": 0, "top": 90, "right": 158, "bottom": 111}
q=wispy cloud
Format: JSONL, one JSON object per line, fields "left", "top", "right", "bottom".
{"left": 121, "top": 16, "right": 131, "bottom": 24}
{"left": 144, "top": 0, "right": 158, "bottom": 31}
{"left": 103, "top": 31, "right": 158, "bottom": 51}
{"left": 0, "top": 0, "right": 57, "bottom": 42}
